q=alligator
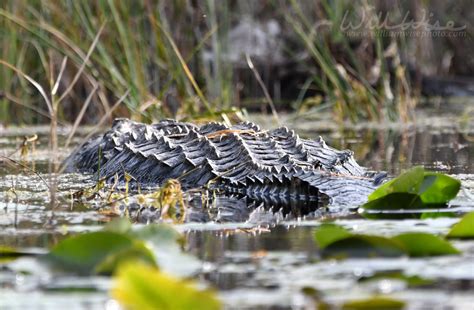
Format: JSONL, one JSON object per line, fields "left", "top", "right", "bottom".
{"left": 65, "top": 118, "right": 386, "bottom": 207}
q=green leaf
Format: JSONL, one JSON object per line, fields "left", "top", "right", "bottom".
{"left": 447, "top": 212, "right": 474, "bottom": 239}
{"left": 419, "top": 173, "right": 461, "bottom": 204}
{"left": 314, "top": 225, "right": 460, "bottom": 258}
{"left": 112, "top": 262, "right": 222, "bottom": 310}
{"left": 392, "top": 233, "right": 460, "bottom": 257}
{"left": 0, "top": 246, "right": 45, "bottom": 263}
{"left": 130, "top": 223, "right": 184, "bottom": 248}
{"left": 358, "top": 271, "right": 434, "bottom": 287}
{"left": 104, "top": 217, "right": 132, "bottom": 234}
{"left": 131, "top": 224, "right": 200, "bottom": 277}
{"left": 322, "top": 235, "right": 406, "bottom": 258}
{"left": 94, "top": 242, "right": 157, "bottom": 275}
{"left": 342, "top": 296, "right": 405, "bottom": 310}
{"left": 362, "top": 193, "right": 424, "bottom": 210}
{"left": 44, "top": 231, "right": 156, "bottom": 275}
{"left": 314, "top": 224, "right": 351, "bottom": 249}
{"left": 363, "top": 167, "right": 461, "bottom": 210}
{"left": 368, "top": 166, "right": 424, "bottom": 201}
{"left": 420, "top": 212, "right": 457, "bottom": 220}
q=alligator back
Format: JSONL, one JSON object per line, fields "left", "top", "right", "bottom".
{"left": 65, "top": 119, "right": 383, "bottom": 206}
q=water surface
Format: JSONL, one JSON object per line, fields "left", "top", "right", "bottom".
{"left": 1, "top": 106, "right": 473, "bottom": 309}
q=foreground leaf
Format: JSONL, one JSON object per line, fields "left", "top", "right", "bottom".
{"left": 392, "top": 233, "right": 460, "bottom": 257}
{"left": 314, "top": 224, "right": 351, "bottom": 249}
{"left": 321, "top": 235, "right": 406, "bottom": 258}
{"left": 130, "top": 223, "right": 184, "bottom": 248}
{"left": 447, "top": 212, "right": 474, "bottom": 239}
{"left": 313, "top": 225, "right": 460, "bottom": 258}
{"left": 44, "top": 231, "right": 156, "bottom": 275}
{"left": 104, "top": 217, "right": 133, "bottom": 234}
{"left": 0, "top": 246, "right": 46, "bottom": 263}
{"left": 131, "top": 224, "right": 200, "bottom": 277}
{"left": 342, "top": 296, "right": 405, "bottom": 310}
{"left": 358, "top": 271, "right": 434, "bottom": 287}
{"left": 112, "top": 262, "right": 221, "bottom": 310}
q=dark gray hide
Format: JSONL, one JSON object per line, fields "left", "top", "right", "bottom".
{"left": 65, "top": 119, "right": 385, "bottom": 206}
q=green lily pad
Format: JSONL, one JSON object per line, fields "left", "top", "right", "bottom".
{"left": 314, "top": 224, "right": 406, "bottom": 258}
{"left": 342, "top": 296, "right": 405, "bottom": 310}
{"left": 419, "top": 173, "right": 461, "bottom": 204}
{"left": 358, "top": 271, "right": 434, "bottom": 287}
{"left": 369, "top": 166, "right": 425, "bottom": 200}
{"left": 0, "top": 246, "right": 46, "bottom": 263}
{"left": 44, "top": 231, "right": 156, "bottom": 275}
{"left": 322, "top": 235, "right": 406, "bottom": 258}
{"left": 363, "top": 167, "right": 460, "bottom": 210}
{"left": 392, "top": 233, "right": 460, "bottom": 257}
{"left": 104, "top": 217, "right": 133, "bottom": 234}
{"left": 314, "top": 224, "right": 460, "bottom": 258}
{"left": 130, "top": 223, "right": 184, "bottom": 248}
{"left": 314, "top": 224, "right": 352, "bottom": 249}
{"left": 112, "top": 262, "right": 222, "bottom": 310}
{"left": 95, "top": 242, "right": 157, "bottom": 275}
{"left": 447, "top": 212, "right": 474, "bottom": 239}
{"left": 420, "top": 212, "right": 457, "bottom": 220}
{"left": 362, "top": 193, "right": 424, "bottom": 210}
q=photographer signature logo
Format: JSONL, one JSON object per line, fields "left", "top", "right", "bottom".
{"left": 340, "top": 8, "right": 466, "bottom": 37}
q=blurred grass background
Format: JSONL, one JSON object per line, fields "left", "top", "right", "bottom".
{"left": 0, "top": 0, "right": 472, "bottom": 125}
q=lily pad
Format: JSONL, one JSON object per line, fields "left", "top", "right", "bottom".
{"left": 369, "top": 166, "right": 425, "bottom": 200}
{"left": 314, "top": 224, "right": 352, "bottom": 249}
{"left": 131, "top": 223, "right": 200, "bottom": 277}
{"left": 342, "top": 296, "right": 405, "bottom": 310}
{"left": 362, "top": 167, "right": 460, "bottom": 210}
{"left": 112, "top": 262, "right": 221, "bottom": 310}
{"left": 419, "top": 173, "right": 461, "bottom": 204}
{"left": 362, "top": 193, "right": 424, "bottom": 210}
{"left": 392, "top": 233, "right": 460, "bottom": 257}
{"left": 322, "top": 235, "right": 406, "bottom": 258}
{"left": 314, "top": 224, "right": 406, "bottom": 258}
{"left": 130, "top": 223, "right": 184, "bottom": 248}
{"left": 0, "top": 246, "right": 46, "bottom": 263}
{"left": 104, "top": 217, "right": 133, "bottom": 234}
{"left": 44, "top": 231, "right": 157, "bottom": 275}
{"left": 314, "top": 224, "right": 460, "bottom": 258}
{"left": 447, "top": 212, "right": 474, "bottom": 239}
{"left": 358, "top": 271, "right": 435, "bottom": 287}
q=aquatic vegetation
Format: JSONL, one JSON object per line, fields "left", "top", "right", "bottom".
{"left": 314, "top": 223, "right": 460, "bottom": 258}
{"left": 447, "top": 211, "right": 474, "bottom": 239}
{"left": 3, "top": 1, "right": 468, "bottom": 126}
{"left": 362, "top": 166, "right": 461, "bottom": 211}
{"left": 341, "top": 296, "right": 405, "bottom": 310}
{"left": 113, "top": 262, "right": 221, "bottom": 310}
{"left": 1, "top": 218, "right": 220, "bottom": 308}
{"left": 73, "top": 177, "right": 188, "bottom": 224}
{"left": 44, "top": 231, "right": 157, "bottom": 275}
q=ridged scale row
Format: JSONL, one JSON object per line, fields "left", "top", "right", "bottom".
{"left": 65, "top": 119, "right": 380, "bottom": 206}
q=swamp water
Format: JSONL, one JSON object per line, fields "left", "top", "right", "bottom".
{"left": 1, "top": 105, "right": 473, "bottom": 309}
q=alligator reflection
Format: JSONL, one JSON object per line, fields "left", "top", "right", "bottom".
{"left": 185, "top": 192, "right": 328, "bottom": 224}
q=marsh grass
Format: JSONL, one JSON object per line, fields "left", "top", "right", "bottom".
{"left": 3, "top": 0, "right": 462, "bottom": 126}
{"left": 0, "top": 1, "right": 230, "bottom": 125}
{"left": 286, "top": 0, "right": 417, "bottom": 123}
